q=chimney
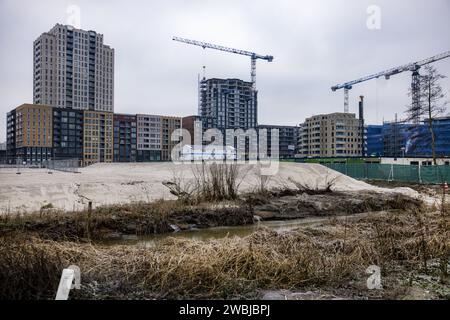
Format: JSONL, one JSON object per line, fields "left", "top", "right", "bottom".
{"left": 359, "top": 96, "right": 364, "bottom": 121}
{"left": 359, "top": 96, "right": 365, "bottom": 157}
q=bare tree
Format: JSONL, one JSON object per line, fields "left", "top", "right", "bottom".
{"left": 406, "top": 66, "right": 448, "bottom": 165}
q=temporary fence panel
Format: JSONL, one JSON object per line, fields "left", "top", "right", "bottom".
{"left": 324, "top": 163, "right": 450, "bottom": 184}
{"left": 45, "top": 159, "right": 80, "bottom": 173}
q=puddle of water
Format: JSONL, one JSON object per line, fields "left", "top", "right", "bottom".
{"left": 102, "top": 217, "right": 330, "bottom": 247}
{"left": 100, "top": 211, "right": 383, "bottom": 247}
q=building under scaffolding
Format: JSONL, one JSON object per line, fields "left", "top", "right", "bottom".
{"left": 367, "top": 116, "right": 450, "bottom": 158}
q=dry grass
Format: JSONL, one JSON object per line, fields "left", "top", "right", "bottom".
{"left": 164, "top": 163, "right": 246, "bottom": 204}
{"left": 0, "top": 200, "right": 177, "bottom": 241}
{"left": 288, "top": 171, "right": 339, "bottom": 194}
{"left": 0, "top": 235, "right": 64, "bottom": 300}
{"left": 0, "top": 200, "right": 253, "bottom": 241}
{"left": 1, "top": 209, "right": 448, "bottom": 300}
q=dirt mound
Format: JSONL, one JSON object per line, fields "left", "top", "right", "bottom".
{"left": 0, "top": 162, "right": 424, "bottom": 214}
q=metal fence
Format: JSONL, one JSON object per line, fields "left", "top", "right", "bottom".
{"left": 45, "top": 159, "right": 80, "bottom": 173}
{"left": 0, "top": 159, "right": 80, "bottom": 173}
{"left": 324, "top": 163, "right": 450, "bottom": 184}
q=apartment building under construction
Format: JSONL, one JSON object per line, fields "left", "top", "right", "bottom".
{"left": 199, "top": 78, "right": 257, "bottom": 132}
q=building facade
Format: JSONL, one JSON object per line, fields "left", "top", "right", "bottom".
{"left": 181, "top": 115, "right": 202, "bottom": 146}
{"left": 365, "top": 117, "right": 450, "bottom": 158}
{"left": 6, "top": 110, "right": 16, "bottom": 164}
{"left": 161, "top": 116, "right": 181, "bottom": 161}
{"left": 114, "top": 114, "right": 137, "bottom": 162}
{"left": 5, "top": 106, "right": 185, "bottom": 165}
{"left": 136, "top": 114, "right": 181, "bottom": 162}
{"left": 52, "top": 108, "right": 84, "bottom": 161}
{"left": 366, "top": 125, "right": 383, "bottom": 157}
{"left": 33, "top": 24, "right": 114, "bottom": 112}
{"left": 136, "top": 114, "right": 162, "bottom": 162}
{"left": 0, "top": 142, "right": 6, "bottom": 164}
{"left": 406, "top": 117, "right": 450, "bottom": 157}
{"left": 13, "top": 104, "right": 53, "bottom": 164}
{"left": 298, "top": 113, "right": 363, "bottom": 158}
{"left": 199, "top": 78, "right": 257, "bottom": 132}
{"left": 258, "top": 125, "right": 300, "bottom": 159}
{"left": 82, "top": 111, "right": 114, "bottom": 165}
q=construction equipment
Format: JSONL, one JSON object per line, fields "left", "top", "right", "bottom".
{"left": 331, "top": 50, "right": 450, "bottom": 116}
{"left": 173, "top": 36, "right": 273, "bottom": 90}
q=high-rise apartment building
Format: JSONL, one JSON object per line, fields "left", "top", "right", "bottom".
{"left": 33, "top": 24, "right": 114, "bottom": 112}
{"left": 199, "top": 78, "right": 257, "bottom": 132}
{"left": 298, "top": 113, "right": 363, "bottom": 158}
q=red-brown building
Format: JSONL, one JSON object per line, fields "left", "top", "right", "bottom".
{"left": 181, "top": 115, "right": 202, "bottom": 145}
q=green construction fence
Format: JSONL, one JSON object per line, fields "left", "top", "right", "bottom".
{"left": 324, "top": 163, "right": 450, "bottom": 184}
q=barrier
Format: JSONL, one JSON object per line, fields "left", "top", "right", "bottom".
{"left": 45, "top": 159, "right": 80, "bottom": 173}
{"left": 324, "top": 163, "right": 450, "bottom": 184}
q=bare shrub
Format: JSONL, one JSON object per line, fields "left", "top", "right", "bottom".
{"left": 254, "top": 164, "right": 272, "bottom": 195}
{"left": 289, "top": 171, "right": 339, "bottom": 194}
{"left": 163, "top": 169, "right": 194, "bottom": 204}
{"left": 193, "top": 163, "right": 244, "bottom": 202}
{"left": 164, "top": 163, "right": 245, "bottom": 204}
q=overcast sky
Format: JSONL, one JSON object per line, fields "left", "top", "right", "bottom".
{"left": 1, "top": 0, "right": 449, "bottom": 142}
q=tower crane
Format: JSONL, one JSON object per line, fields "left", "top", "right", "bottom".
{"left": 173, "top": 36, "right": 274, "bottom": 91}
{"left": 331, "top": 50, "right": 450, "bottom": 118}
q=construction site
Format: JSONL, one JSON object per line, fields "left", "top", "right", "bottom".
{"left": 0, "top": 161, "right": 449, "bottom": 301}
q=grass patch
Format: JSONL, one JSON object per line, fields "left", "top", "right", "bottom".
{"left": 1, "top": 209, "right": 448, "bottom": 300}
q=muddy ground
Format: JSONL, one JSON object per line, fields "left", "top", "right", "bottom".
{"left": 0, "top": 189, "right": 423, "bottom": 242}
{"left": 249, "top": 190, "right": 424, "bottom": 220}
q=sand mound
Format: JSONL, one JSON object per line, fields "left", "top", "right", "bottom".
{"left": 0, "top": 162, "right": 423, "bottom": 213}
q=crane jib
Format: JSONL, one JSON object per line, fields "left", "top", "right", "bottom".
{"left": 172, "top": 36, "right": 273, "bottom": 62}
{"left": 331, "top": 50, "right": 450, "bottom": 91}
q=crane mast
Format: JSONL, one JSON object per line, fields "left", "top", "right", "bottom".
{"left": 331, "top": 50, "right": 450, "bottom": 116}
{"left": 173, "top": 36, "right": 273, "bottom": 91}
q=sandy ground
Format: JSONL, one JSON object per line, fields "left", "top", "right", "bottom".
{"left": 0, "top": 162, "right": 424, "bottom": 214}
